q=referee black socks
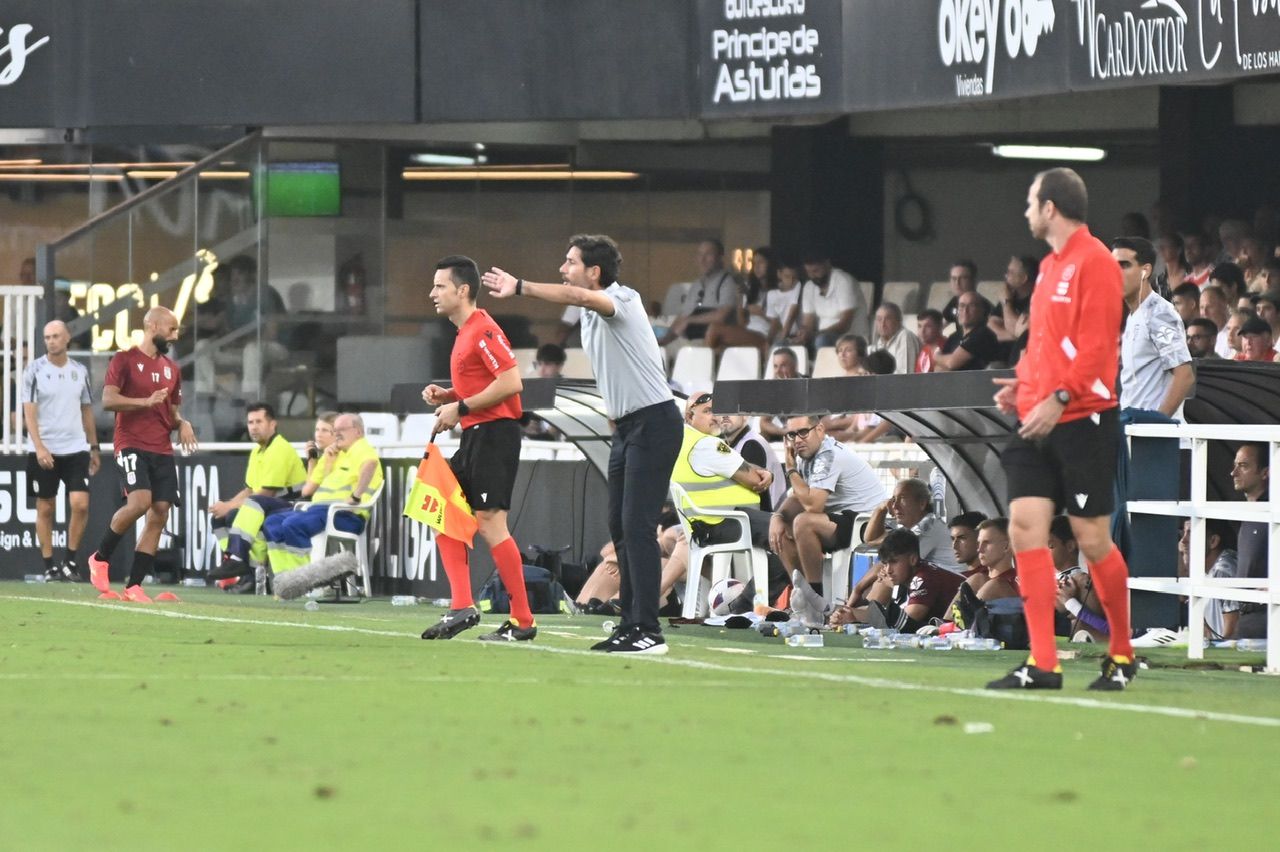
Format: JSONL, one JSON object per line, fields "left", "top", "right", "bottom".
{"left": 126, "top": 552, "right": 154, "bottom": 589}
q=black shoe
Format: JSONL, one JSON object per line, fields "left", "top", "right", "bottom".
{"left": 206, "top": 557, "right": 245, "bottom": 581}
{"left": 43, "top": 566, "right": 63, "bottom": 582}
{"left": 478, "top": 618, "right": 537, "bottom": 642}
{"left": 607, "top": 627, "right": 669, "bottom": 656}
{"left": 1088, "top": 655, "right": 1138, "bottom": 691}
{"left": 590, "top": 623, "right": 629, "bottom": 651}
{"left": 62, "top": 562, "right": 84, "bottom": 583}
{"left": 986, "top": 662, "right": 1063, "bottom": 690}
{"left": 225, "top": 575, "right": 255, "bottom": 595}
{"left": 420, "top": 607, "right": 481, "bottom": 640}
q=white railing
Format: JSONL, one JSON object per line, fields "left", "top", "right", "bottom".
{"left": 2, "top": 286, "right": 42, "bottom": 455}
{"left": 1125, "top": 423, "right": 1279, "bottom": 673}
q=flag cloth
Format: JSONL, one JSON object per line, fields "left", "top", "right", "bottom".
{"left": 402, "top": 445, "right": 478, "bottom": 546}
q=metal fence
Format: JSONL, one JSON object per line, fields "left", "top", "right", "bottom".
{"left": 2, "top": 286, "right": 42, "bottom": 455}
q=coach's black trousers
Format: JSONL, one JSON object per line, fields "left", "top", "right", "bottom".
{"left": 608, "top": 401, "right": 682, "bottom": 635}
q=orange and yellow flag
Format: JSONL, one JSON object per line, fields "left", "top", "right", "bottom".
{"left": 402, "top": 444, "right": 478, "bottom": 546}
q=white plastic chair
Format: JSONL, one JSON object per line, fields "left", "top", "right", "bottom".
{"left": 513, "top": 347, "right": 539, "bottom": 376}
{"left": 925, "top": 281, "right": 952, "bottom": 312}
{"left": 976, "top": 280, "right": 1005, "bottom": 305}
{"left": 821, "top": 512, "right": 871, "bottom": 606}
{"left": 716, "top": 346, "right": 760, "bottom": 381}
{"left": 399, "top": 414, "right": 438, "bottom": 446}
{"left": 359, "top": 412, "right": 400, "bottom": 445}
{"left": 670, "top": 482, "right": 769, "bottom": 618}
{"left": 562, "top": 348, "right": 594, "bottom": 379}
{"left": 671, "top": 346, "right": 713, "bottom": 393}
{"left": 662, "top": 281, "right": 695, "bottom": 316}
{"left": 881, "top": 281, "right": 921, "bottom": 313}
{"left": 295, "top": 483, "right": 384, "bottom": 598}
{"left": 810, "top": 346, "right": 842, "bottom": 378}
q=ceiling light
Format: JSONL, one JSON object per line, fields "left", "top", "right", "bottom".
{"left": 410, "top": 153, "right": 477, "bottom": 166}
{"left": 402, "top": 169, "right": 640, "bottom": 181}
{"left": 991, "top": 145, "right": 1107, "bottom": 162}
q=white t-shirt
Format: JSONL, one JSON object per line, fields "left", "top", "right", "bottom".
{"left": 800, "top": 267, "right": 864, "bottom": 329}
{"left": 764, "top": 287, "right": 801, "bottom": 335}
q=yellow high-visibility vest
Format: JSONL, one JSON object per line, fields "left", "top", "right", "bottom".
{"left": 671, "top": 425, "right": 758, "bottom": 525}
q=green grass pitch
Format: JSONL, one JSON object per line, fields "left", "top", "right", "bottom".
{"left": 2, "top": 583, "right": 1276, "bottom": 851}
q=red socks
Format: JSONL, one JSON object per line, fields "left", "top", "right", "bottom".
{"left": 492, "top": 536, "right": 534, "bottom": 629}
{"left": 1015, "top": 547, "right": 1060, "bottom": 671}
{"left": 1088, "top": 546, "right": 1134, "bottom": 660}
{"left": 436, "top": 534, "right": 473, "bottom": 609}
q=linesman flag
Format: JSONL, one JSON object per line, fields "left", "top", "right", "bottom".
{"left": 402, "top": 444, "right": 478, "bottom": 546}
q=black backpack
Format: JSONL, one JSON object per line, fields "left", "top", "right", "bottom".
{"left": 972, "top": 596, "right": 1030, "bottom": 651}
{"left": 476, "top": 564, "right": 569, "bottom": 615}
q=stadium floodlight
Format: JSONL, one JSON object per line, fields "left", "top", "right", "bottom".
{"left": 991, "top": 145, "right": 1107, "bottom": 162}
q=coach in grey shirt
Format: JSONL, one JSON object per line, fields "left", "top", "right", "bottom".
{"left": 769, "top": 414, "right": 885, "bottom": 606}
{"left": 1113, "top": 238, "right": 1194, "bottom": 417}
{"left": 483, "top": 235, "right": 682, "bottom": 656}
{"left": 21, "top": 320, "right": 100, "bottom": 581}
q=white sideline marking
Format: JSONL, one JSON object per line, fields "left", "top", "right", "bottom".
{"left": 6, "top": 594, "right": 1279, "bottom": 728}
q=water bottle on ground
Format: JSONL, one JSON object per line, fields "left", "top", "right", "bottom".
{"left": 391, "top": 595, "right": 418, "bottom": 606}
{"left": 22, "top": 574, "right": 48, "bottom": 583}
{"left": 602, "top": 620, "right": 617, "bottom": 635}
{"left": 303, "top": 600, "right": 320, "bottom": 612}
{"left": 254, "top": 565, "right": 267, "bottom": 596}
{"left": 786, "top": 633, "right": 825, "bottom": 648}
{"left": 431, "top": 598, "right": 451, "bottom": 608}
{"left": 182, "top": 576, "right": 206, "bottom": 587}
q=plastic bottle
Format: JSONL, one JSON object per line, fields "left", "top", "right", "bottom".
{"left": 303, "top": 600, "right": 320, "bottom": 612}
{"left": 923, "top": 636, "right": 953, "bottom": 651}
{"left": 1236, "top": 638, "right": 1267, "bottom": 652}
{"left": 182, "top": 576, "right": 206, "bottom": 587}
{"left": 786, "top": 633, "right": 825, "bottom": 648}
{"left": 22, "top": 574, "right": 48, "bottom": 583}
{"left": 431, "top": 598, "right": 451, "bottom": 608}
{"left": 254, "top": 565, "right": 267, "bottom": 596}
{"left": 961, "top": 637, "right": 1002, "bottom": 651}
{"left": 390, "top": 595, "right": 418, "bottom": 606}
{"left": 602, "top": 620, "right": 616, "bottom": 635}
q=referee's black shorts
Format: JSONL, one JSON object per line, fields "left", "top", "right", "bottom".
{"left": 448, "top": 418, "right": 522, "bottom": 512}
{"left": 1001, "top": 407, "right": 1119, "bottom": 518}
{"left": 27, "top": 451, "right": 91, "bottom": 499}
{"left": 115, "top": 447, "right": 182, "bottom": 505}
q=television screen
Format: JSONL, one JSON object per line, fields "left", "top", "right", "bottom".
{"left": 256, "top": 161, "right": 341, "bottom": 217}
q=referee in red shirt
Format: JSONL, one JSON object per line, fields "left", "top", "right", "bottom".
{"left": 419, "top": 256, "right": 535, "bottom": 642}
{"left": 989, "top": 168, "right": 1137, "bottom": 691}
{"left": 87, "top": 306, "right": 198, "bottom": 602}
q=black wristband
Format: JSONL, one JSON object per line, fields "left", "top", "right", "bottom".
{"left": 515, "top": 278, "right": 523, "bottom": 296}
{"left": 90, "top": 444, "right": 101, "bottom": 452}
{"left": 785, "top": 468, "right": 798, "bottom": 479}
{"left": 457, "top": 400, "right": 470, "bottom": 416}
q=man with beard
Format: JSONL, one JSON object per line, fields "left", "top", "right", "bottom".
{"left": 88, "top": 307, "right": 198, "bottom": 602}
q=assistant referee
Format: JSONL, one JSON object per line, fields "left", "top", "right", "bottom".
{"left": 483, "top": 235, "right": 681, "bottom": 655}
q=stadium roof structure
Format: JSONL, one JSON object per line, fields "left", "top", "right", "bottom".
{"left": 715, "top": 362, "right": 1280, "bottom": 516}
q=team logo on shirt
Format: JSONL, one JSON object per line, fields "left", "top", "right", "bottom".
{"left": 716, "top": 441, "right": 731, "bottom": 454}
{"left": 163, "top": 366, "right": 171, "bottom": 380}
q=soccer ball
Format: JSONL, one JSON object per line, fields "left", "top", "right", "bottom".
{"left": 707, "top": 577, "right": 745, "bottom": 616}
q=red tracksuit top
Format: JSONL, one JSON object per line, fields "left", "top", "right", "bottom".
{"left": 1015, "top": 225, "right": 1122, "bottom": 424}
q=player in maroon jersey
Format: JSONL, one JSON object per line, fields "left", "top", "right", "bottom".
{"left": 87, "top": 306, "right": 198, "bottom": 602}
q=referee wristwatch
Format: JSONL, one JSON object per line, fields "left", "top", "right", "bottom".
{"left": 456, "top": 399, "right": 471, "bottom": 417}
{"left": 1053, "top": 389, "right": 1070, "bottom": 406}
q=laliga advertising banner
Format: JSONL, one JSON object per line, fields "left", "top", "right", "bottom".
{"left": 698, "top": 0, "right": 844, "bottom": 116}
{"left": 844, "top": 0, "right": 1280, "bottom": 110}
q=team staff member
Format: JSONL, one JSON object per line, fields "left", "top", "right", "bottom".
{"left": 989, "top": 168, "right": 1136, "bottom": 691}
{"left": 88, "top": 307, "right": 198, "bottom": 602}
{"left": 206, "top": 402, "right": 308, "bottom": 586}
{"left": 483, "top": 235, "right": 681, "bottom": 656}
{"left": 21, "top": 320, "right": 100, "bottom": 582}
{"left": 420, "top": 255, "right": 536, "bottom": 642}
